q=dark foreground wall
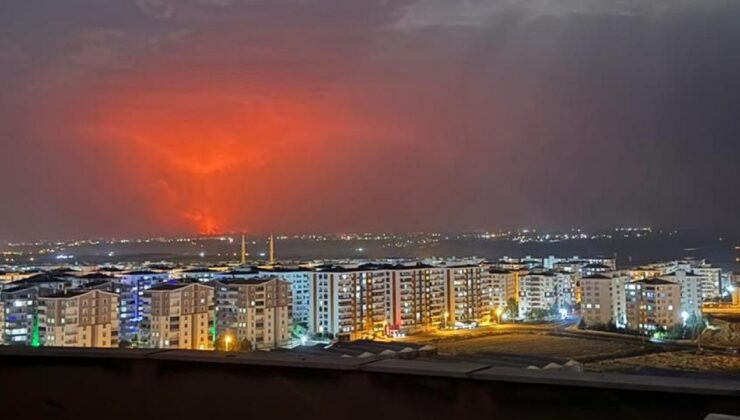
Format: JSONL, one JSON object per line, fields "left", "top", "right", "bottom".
{"left": 0, "top": 348, "right": 738, "bottom": 420}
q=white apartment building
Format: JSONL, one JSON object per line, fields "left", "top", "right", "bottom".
{"left": 580, "top": 272, "right": 629, "bottom": 328}
{"left": 143, "top": 282, "right": 214, "bottom": 350}
{"left": 692, "top": 265, "right": 722, "bottom": 300}
{"left": 39, "top": 289, "right": 119, "bottom": 348}
{"left": 390, "top": 263, "right": 446, "bottom": 334}
{"left": 442, "top": 262, "right": 493, "bottom": 325}
{"left": 309, "top": 264, "right": 393, "bottom": 340}
{"left": 215, "top": 277, "right": 290, "bottom": 350}
{"left": 518, "top": 271, "right": 576, "bottom": 318}
{"left": 626, "top": 278, "right": 681, "bottom": 334}
{"left": 660, "top": 270, "right": 703, "bottom": 317}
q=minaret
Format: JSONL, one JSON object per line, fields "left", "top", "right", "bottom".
{"left": 240, "top": 233, "right": 247, "bottom": 265}
{"left": 268, "top": 234, "right": 275, "bottom": 265}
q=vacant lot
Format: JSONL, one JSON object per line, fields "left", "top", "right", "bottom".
{"left": 435, "top": 333, "right": 646, "bottom": 361}
{"left": 592, "top": 351, "right": 740, "bottom": 373}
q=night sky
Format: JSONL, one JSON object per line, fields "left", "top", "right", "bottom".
{"left": 0, "top": 0, "right": 738, "bottom": 241}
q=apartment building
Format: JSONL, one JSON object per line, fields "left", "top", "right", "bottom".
{"left": 489, "top": 268, "right": 517, "bottom": 309}
{"left": 309, "top": 264, "right": 393, "bottom": 340}
{"left": 625, "top": 278, "right": 681, "bottom": 334}
{"left": 113, "top": 270, "right": 169, "bottom": 342}
{"left": 215, "top": 277, "right": 290, "bottom": 350}
{"left": 660, "top": 270, "right": 703, "bottom": 317}
{"left": 142, "top": 282, "right": 214, "bottom": 350}
{"left": 442, "top": 262, "right": 493, "bottom": 325}
{"left": 691, "top": 265, "right": 722, "bottom": 300}
{"left": 518, "top": 271, "right": 576, "bottom": 318}
{"left": 39, "top": 289, "right": 119, "bottom": 348}
{"left": 1, "top": 285, "right": 44, "bottom": 345}
{"left": 390, "top": 263, "right": 446, "bottom": 334}
{"left": 580, "top": 272, "right": 629, "bottom": 327}
{"left": 257, "top": 266, "right": 312, "bottom": 327}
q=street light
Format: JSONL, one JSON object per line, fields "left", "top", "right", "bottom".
{"left": 224, "top": 334, "right": 233, "bottom": 352}
{"left": 495, "top": 307, "right": 504, "bottom": 323}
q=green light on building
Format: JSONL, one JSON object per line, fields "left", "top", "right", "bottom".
{"left": 30, "top": 313, "right": 40, "bottom": 347}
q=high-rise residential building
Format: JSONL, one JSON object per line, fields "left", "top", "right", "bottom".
{"left": 390, "top": 263, "right": 446, "bottom": 334}
{"left": 39, "top": 289, "right": 119, "bottom": 348}
{"left": 257, "top": 266, "right": 312, "bottom": 327}
{"left": 215, "top": 277, "right": 290, "bottom": 350}
{"left": 580, "top": 272, "right": 629, "bottom": 328}
{"left": 489, "top": 268, "right": 517, "bottom": 310}
{"left": 1, "top": 285, "right": 44, "bottom": 345}
{"left": 691, "top": 265, "right": 722, "bottom": 300}
{"left": 442, "top": 262, "right": 493, "bottom": 325}
{"left": 113, "top": 270, "right": 169, "bottom": 342}
{"left": 142, "top": 282, "right": 214, "bottom": 350}
{"left": 309, "top": 264, "right": 393, "bottom": 340}
{"left": 659, "top": 270, "right": 703, "bottom": 317}
{"left": 517, "top": 271, "right": 576, "bottom": 318}
{"left": 625, "top": 278, "right": 681, "bottom": 334}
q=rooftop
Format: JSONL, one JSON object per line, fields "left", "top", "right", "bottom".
{"left": 636, "top": 278, "right": 678, "bottom": 285}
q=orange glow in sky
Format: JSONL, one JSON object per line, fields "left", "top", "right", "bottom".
{"left": 85, "top": 80, "right": 348, "bottom": 235}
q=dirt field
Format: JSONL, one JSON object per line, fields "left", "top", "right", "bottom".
{"left": 435, "top": 333, "right": 646, "bottom": 361}
{"left": 591, "top": 351, "right": 740, "bottom": 373}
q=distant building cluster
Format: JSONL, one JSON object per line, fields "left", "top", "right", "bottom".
{"left": 0, "top": 252, "right": 736, "bottom": 349}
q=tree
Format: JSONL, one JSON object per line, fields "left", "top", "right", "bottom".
{"left": 527, "top": 308, "right": 550, "bottom": 321}
{"left": 290, "top": 323, "right": 308, "bottom": 339}
{"left": 504, "top": 298, "right": 519, "bottom": 320}
{"left": 239, "top": 338, "right": 254, "bottom": 352}
{"left": 577, "top": 318, "right": 587, "bottom": 329}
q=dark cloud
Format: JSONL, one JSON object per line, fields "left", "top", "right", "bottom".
{"left": 0, "top": 0, "right": 738, "bottom": 241}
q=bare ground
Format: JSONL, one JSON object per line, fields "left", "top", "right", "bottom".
{"left": 589, "top": 351, "right": 740, "bottom": 373}
{"left": 435, "top": 333, "right": 646, "bottom": 361}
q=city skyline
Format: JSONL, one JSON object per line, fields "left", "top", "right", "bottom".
{"left": 1, "top": 0, "right": 739, "bottom": 241}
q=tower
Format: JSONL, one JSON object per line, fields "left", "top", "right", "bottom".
{"left": 268, "top": 234, "right": 275, "bottom": 265}
{"left": 240, "top": 233, "right": 247, "bottom": 265}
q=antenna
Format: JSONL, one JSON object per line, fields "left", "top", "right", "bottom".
{"left": 268, "top": 234, "right": 275, "bottom": 265}
{"left": 240, "top": 233, "right": 247, "bottom": 265}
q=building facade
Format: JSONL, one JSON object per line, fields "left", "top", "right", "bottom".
{"left": 257, "top": 267, "right": 312, "bottom": 327}
{"left": 390, "top": 263, "right": 446, "bottom": 334}
{"left": 39, "top": 289, "right": 119, "bottom": 348}
{"left": 625, "top": 278, "right": 681, "bottom": 334}
{"left": 489, "top": 268, "right": 517, "bottom": 310}
{"left": 215, "top": 277, "right": 290, "bottom": 350}
{"left": 309, "top": 265, "right": 394, "bottom": 340}
{"left": 660, "top": 270, "right": 703, "bottom": 317}
{"left": 443, "top": 263, "right": 493, "bottom": 325}
{"left": 580, "top": 272, "right": 628, "bottom": 328}
{"left": 518, "top": 271, "right": 576, "bottom": 318}
{"left": 1, "top": 285, "right": 43, "bottom": 345}
{"left": 113, "top": 270, "right": 169, "bottom": 342}
{"left": 142, "top": 283, "right": 214, "bottom": 350}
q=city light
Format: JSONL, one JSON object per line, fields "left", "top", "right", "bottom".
{"left": 224, "top": 334, "right": 233, "bottom": 352}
